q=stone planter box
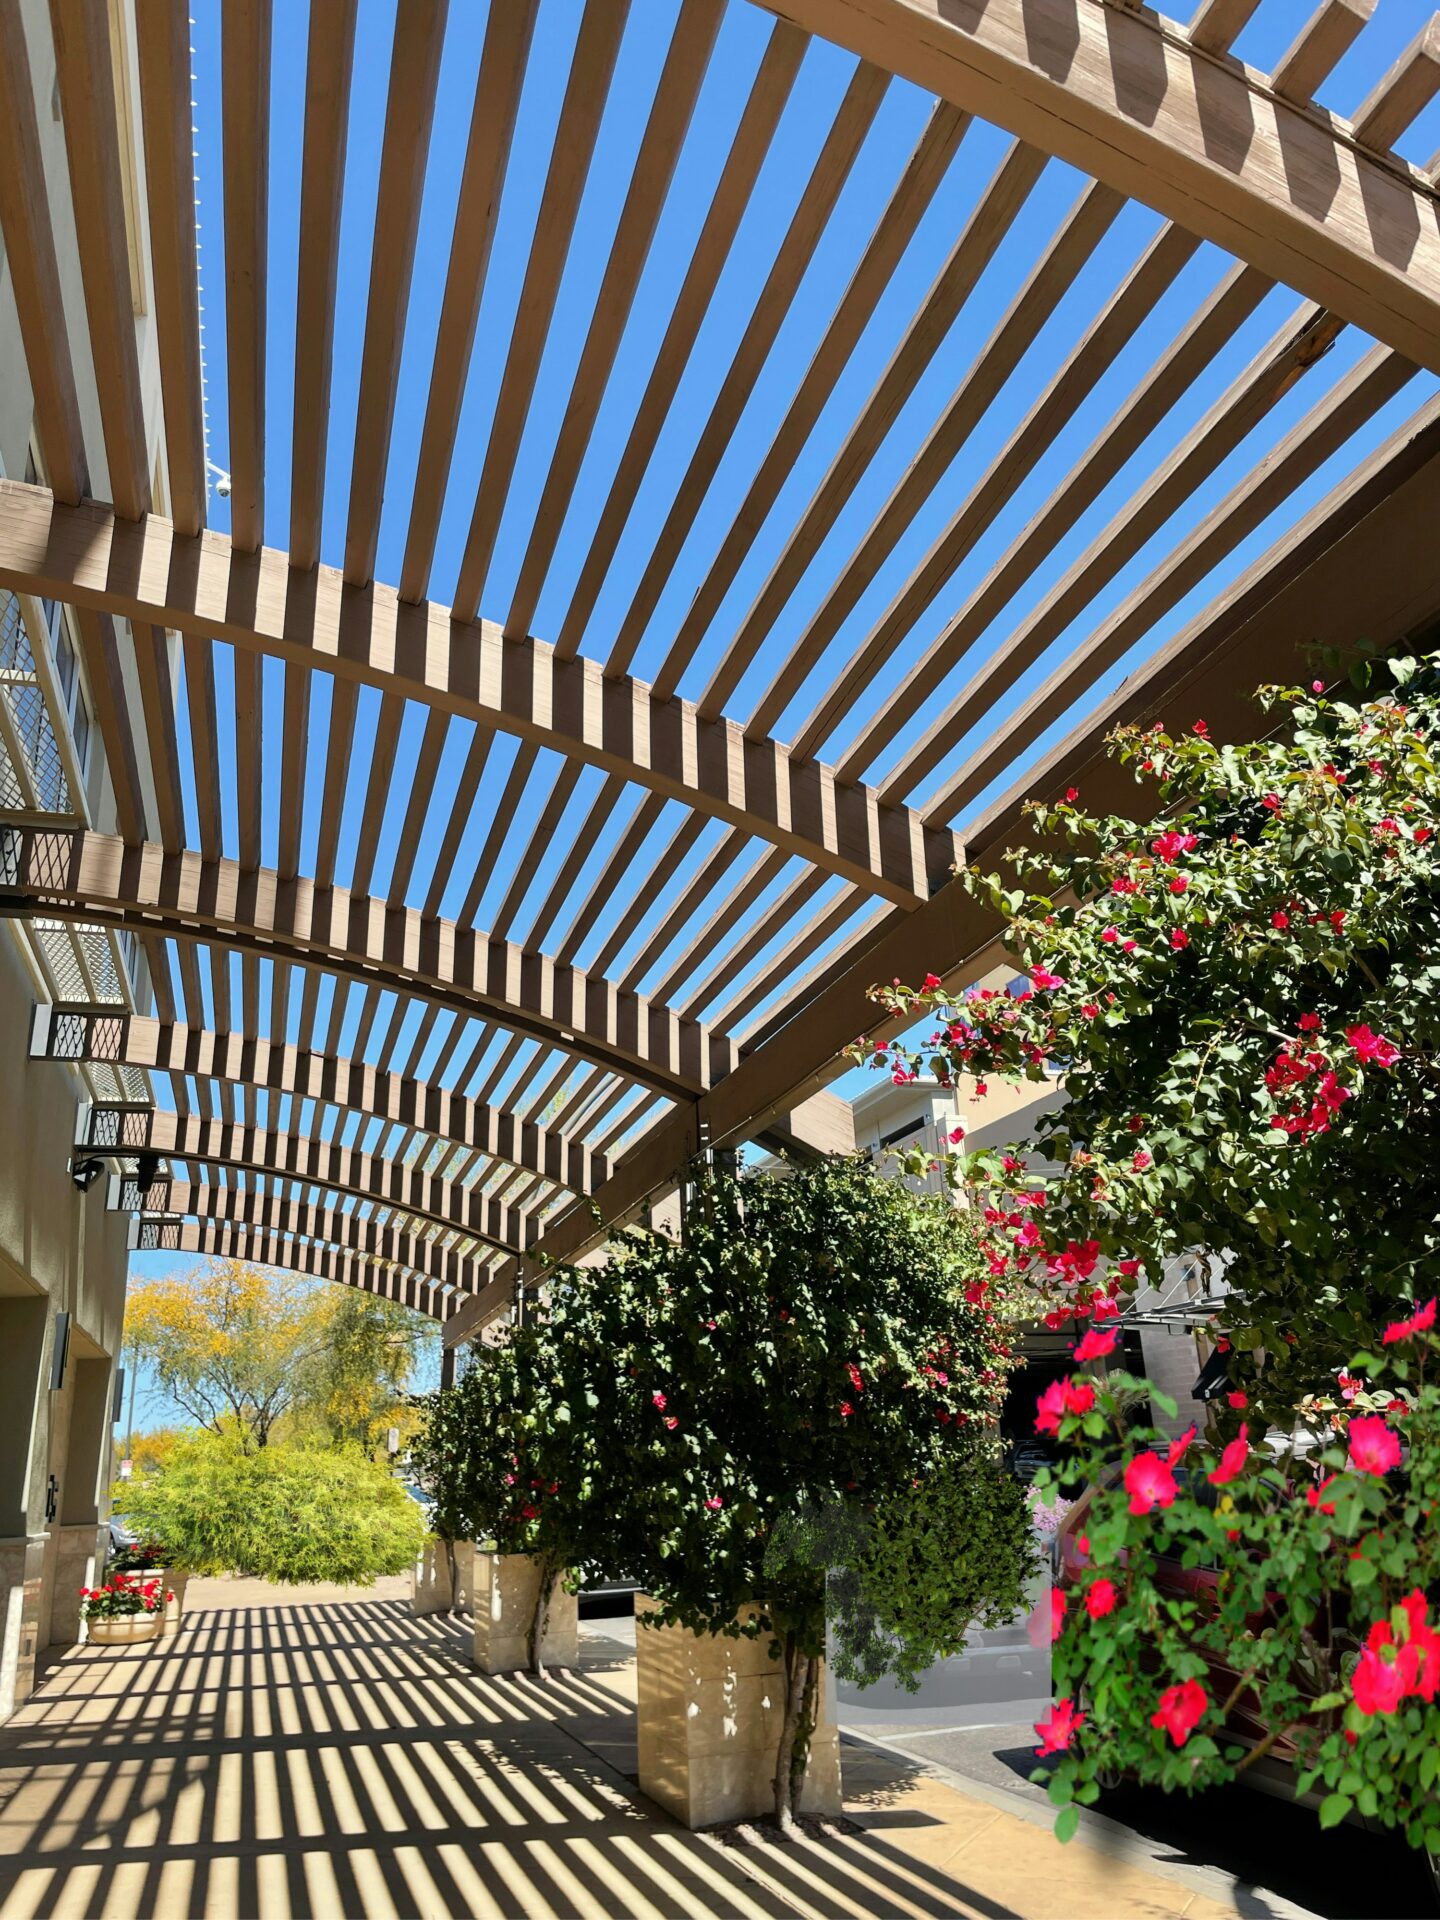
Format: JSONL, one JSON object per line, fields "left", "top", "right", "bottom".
{"left": 634, "top": 1597, "right": 843, "bottom": 1829}
{"left": 158, "top": 1570, "right": 189, "bottom": 1637}
{"left": 472, "top": 1553, "right": 577, "bottom": 1675}
{"left": 411, "top": 1538, "right": 475, "bottom": 1615}
{"left": 86, "top": 1612, "right": 161, "bottom": 1648}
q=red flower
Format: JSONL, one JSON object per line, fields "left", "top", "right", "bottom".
{"left": 1034, "top": 1377, "right": 1097, "bottom": 1436}
{"left": 1131, "top": 1150, "right": 1151, "bottom": 1171}
{"left": 1262, "top": 793, "right": 1282, "bottom": 811}
{"left": 1345, "top": 1024, "right": 1400, "bottom": 1068}
{"left": 1086, "top": 1578, "right": 1117, "bottom": 1620}
{"left": 664, "top": 1417, "right": 678, "bottom": 1431}
{"left": 1080, "top": 1002, "right": 1100, "bottom": 1020}
{"left": 1030, "top": 968, "right": 1065, "bottom": 991}
{"left": 1297, "top": 1013, "right": 1321, "bottom": 1032}
{"left": 1306, "top": 1474, "right": 1338, "bottom": 1518}
{"left": 1065, "top": 787, "right": 1078, "bottom": 803}
{"left": 1382, "top": 1299, "right": 1437, "bottom": 1345}
{"left": 1150, "top": 1678, "right": 1208, "bottom": 1746}
{"left": 1123, "top": 1452, "right": 1178, "bottom": 1515}
{"left": 651, "top": 1391, "right": 667, "bottom": 1412}
{"left": 1207, "top": 1425, "right": 1249, "bottom": 1486}
{"left": 1170, "top": 927, "right": 1190, "bottom": 950}
{"left": 1271, "top": 911, "right": 1289, "bottom": 930}
{"left": 1227, "top": 1391, "right": 1248, "bottom": 1410}
{"left": 948, "top": 1126, "right": 966, "bottom": 1144}
{"left": 1028, "top": 1589, "right": 1067, "bottom": 1649}
{"left": 1347, "top": 1415, "right": 1401, "bottom": 1477}
{"left": 704, "top": 1495, "right": 723, "bottom": 1511}
{"left": 1073, "top": 1328, "right": 1118, "bottom": 1364}
{"left": 1151, "top": 831, "right": 1198, "bottom": 862}
{"left": 1192, "top": 720, "right": 1208, "bottom": 737}
{"left": 846, "top": 1361, "right": 865, "bottom": 1394}
{"left": 1352, "top": 1646, "right": 1408, "bottom": 1717}
{"left": 1100, "top": 926, "right": 1120, "bottom": 945}
{"left": 1034, "top": 1699, "right": 1084, "bottom": 1756}
{"left": 1169, "top": 876, "right": 1188, "bottom": 895}
{"left": 839, "top": 1401, "right": 854, "bottom": 1418}
{"left": 923, "top": 972, "right": 943, "bottom": 990}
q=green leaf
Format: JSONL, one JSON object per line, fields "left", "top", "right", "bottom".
{"left": 1054, "top": 1805, "right": 1080, "bottom": 1845}
{"left": 1318, "top": 1794, "right": 1352, "bottom": 1830}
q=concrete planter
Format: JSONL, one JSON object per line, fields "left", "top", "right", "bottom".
{"left": 472, "top": 1553, "right": 577, "bottom": 1675}
{"left": 86, "top": 1612, "right": 161, "bottom": 1648}
{"left": 634, "top": 1597, "right": 843, "bottom": 1830}
{"left": 411, "top": 1537, "right": 476, "bottom": 1615}
{"left": 158, "top": 1570, "right": 189, "bottom": 1637}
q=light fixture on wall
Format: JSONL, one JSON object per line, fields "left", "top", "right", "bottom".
{"left": 69, "top": 1156, "right": 105, "bottom": 1192}
{"left": 49, "top": 1311, "right": 71, "bottom": 1392}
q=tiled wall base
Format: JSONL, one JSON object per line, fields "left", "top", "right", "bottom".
{"left": 411, "top": 1538, "right": 475, "bottom": 1614}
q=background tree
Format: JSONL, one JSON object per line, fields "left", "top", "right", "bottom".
{"left": 523, "top": 1157, "right": 1026, "bottom": 1828}
{"left": 876, "top": 660, "right": 1440, "bottom": 1423}
{"left": 124, "top": 1261, "right": 436, "bottom": 1453}
{"left": 114, "top": 1430, "right": 426, "bottom": 1583}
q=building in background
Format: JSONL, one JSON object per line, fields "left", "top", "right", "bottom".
{"left": 0, "top": 0, "right": 167, "bottom": 1715}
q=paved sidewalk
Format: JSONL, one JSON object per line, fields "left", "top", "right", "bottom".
{"left": 0, "top": 1581, "right": 1261, "bottom": 1918}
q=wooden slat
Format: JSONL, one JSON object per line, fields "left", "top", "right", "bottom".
{"left": 554, "top": 20, "right": 807, "bottom": 658}
{"left": 133, "top": 1, "right": 206, "bottom": 535}
{"left": 1273, "top": 0, "right": 1376, "bottom": 105}
{"left": 603, "top": 59, "right": 891, "bottom": 680}
{"left": 503, "top": 0, "right": 723, "bottom": 641}
{"left": 741, "top": 156, "right": 1116, "bottom": 743}
{"left": 399, "top": 0, "right": 538, "bottom": 603}
{"left": 1352, "top": 14, "right": 1440, "bottom": 152}
{"left": 220, "top": 0, "right": 271, "bottom": 552}
{"left": 635, "top": 92, "right": 972, "bottom": 694}
{"left": 130, "top": 1179, "right": 489, "bottom": 1294}
{"left": 0, "top": 5, "right": 87, "bottom": 503}
{"left": 451, "top": 0, "right": 632, "bottom": 626}
{"left": 0, "top": 489, "right": 962, "bottom": 906}
{"left": 920, "top": 344, "right": 1417, "bottom": 821}
{"left": 1187, "top": 0, "right": 1262, "bottom": 55}
{"left": 764, "top": 0, "right": 1440, "bottom": 375}
{"left": 0, "top": 830, "right": 736, "bottom": 1097}
{"left": 49, "top": 0, "right": 150, "bottom": 519}
{"left": 34, "top": 1007, "right": 612, "bottom": 1190}
{"left": 343, "top": 0, "right": 448, "bottom": 587}
{"left": 846, "top": 256, "right": 1272, "bottom": 787}
{"left": 130, "top": 1217, "right": 450, "bottom": 1319}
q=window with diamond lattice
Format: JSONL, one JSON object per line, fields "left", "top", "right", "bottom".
{"left": 0, "top": 593, "right": 72, "bottom": 814}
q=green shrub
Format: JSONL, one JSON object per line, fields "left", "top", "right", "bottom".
{"left": 114, "top": 1432, "right": 426, "bottom": 1584}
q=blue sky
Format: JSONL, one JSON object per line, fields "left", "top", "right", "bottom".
{"left": 126, "top": 0, "right": 1440, "bottom": 1414}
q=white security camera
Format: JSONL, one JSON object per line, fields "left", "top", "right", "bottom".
{"left": 215, "top": 473, "right": 232, "bottom": 499}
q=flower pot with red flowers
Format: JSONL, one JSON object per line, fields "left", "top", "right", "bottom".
{"left": 80, "top": 1577, "right": 165, "bottom": 1647}
{"left": 109, "top": 1538, "right": 188, "bottom": 1635}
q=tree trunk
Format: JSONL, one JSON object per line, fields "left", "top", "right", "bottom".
{"left": 528, "top": 1558, "right": 557, "bottom": 1678}
{"left": 773, "top": 1636, "right": 820, "bottom": 1831}
{"left": 444, "top": 1537, "right": 459, "bottom": 1613}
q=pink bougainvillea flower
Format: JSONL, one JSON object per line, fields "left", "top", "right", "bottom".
{"left": 1193, "top": 720, "right": 1209, "bottom": 737}
{"left": 1150, "top": 1678, "right": 1209, "bottom": 1746}
{"left": 1351, "top": 1646, "right": 1408, "bottom": 1717}
{"left": 1086, "top": 1578, "right": 1117, "bottom": 1620}
{"left": 1065, "top": 787, "right": 1079, "bottom": 803}
{"left": 1348, "top": 1416, "right": 1402, "bottom": 1476}
{"left": 1170, "top": 927, "right": 1191, "bottom": 950}
{"left": 1170, "top": 876, "right": 1189, "bottom": 895}
{"left": 948, "top": 1125, "right": 966, "bottom": 1144}
{"left": 1100, "top": 926, "right": 1120, "bottom": 945}
{"left": 1034, "top": 1377, "right": 1097, "bottom": 1436}
{"left": 1030, "top": 968, "right": 1066, "bottom": 991}
{"left": 1167, "top": 1424, "right": 1198, "bottom": 1468}
{"left": 1081, "top": 1002, "right": 1100, "bottom": 1020}
{"left": 1271, "top": 911, "right": 1290, "bottom": 930}
{"left": 1028, "top": 1588, "right": 1067, "bottom": 1649}
{"left": 1124, "top": 1451, "right": 1178, "bottom": 1515}
{"left": 1262, "top": 793, "right": 1282, "bottom": 811}
{"left": 1227, "top": 1390, "right": 1248, "bottom": 1411}
{"left": 922, "top": 972, "right": 943, "bottom": 990}
{"left": 1073, "top": 1327, "right": 1118, "bottom": 1364}
{"left": 1034, "top": 1699, "right": 1084, "bottom": 1757}
{"left": 1307, "top": 1474, "right": 1338, "bottom": 1516}
{"left": 1382, "top": 1299, "right": 1437, "bottom": 1345}
{"left": 1117, "top": 1258, "right": 1142, "bottom": 1278}
{"left": 1132, "top": 1150, "right": 1152, "bottom": 1171}
{"left": 1346, "top": 1024, "right": 1401, "bottom": 1068}
{"left": 846, "top": 1361, "right": 865, "bottom": 1394}
{"left": 704, "top": 1495, "right": 723, "bottom": 1511}
{"left": 664, "top": 1417, "right": 679, "bottom": 1431}
{"left": 1297, "top": 1012, "right": 1321, "bottom": 1031}
{"left": 651, "top": 1390, "right": 667, "bottom": 1411}
{"left": 839, "top": 1401, "right": 854, "bottom": 1418}
{"left": 1151, "top": 831, "right": 1199, "bottom": 862}
{"left": 1207, "top": 1425, "right": 1250, "bottom": 1486}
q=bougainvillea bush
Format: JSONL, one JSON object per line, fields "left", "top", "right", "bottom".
{"left": 867, "top": 656, "right": 1440, "bottom": 1847}
{"left": 1031, "top": 1316, "right": 1440, "bottom": 1858}
{"left": 873, "top": 659, "right": 1440, "bottom": 1418}
{"left": 524, "top": 1158, "right": 1031, "bottom": 1827}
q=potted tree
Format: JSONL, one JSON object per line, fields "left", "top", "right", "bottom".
{"left": 527, "top": 1157, "right": 1030, "bottom": 1830}
{"left": 407, "top": 1386, "right": 476, "bottom": 1615}
{"left": 81, "top": 1576, "right": 168, "bottom": 1648}
{"left": 415, "top": 1342, "right": 578, "bottom": 1677}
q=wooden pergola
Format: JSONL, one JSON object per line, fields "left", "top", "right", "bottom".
{"left": 1, "top": 0, "right": 1438, "bottom": 1338}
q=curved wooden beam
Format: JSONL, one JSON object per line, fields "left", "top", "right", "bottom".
{"left": 114, "top": 1174, "right": 491, "bottom": 1295}
{"left": 0, "top": 484, "right": 959, "bottom": 907}
{"left": 1, "top": 830, "right": 730, "bottom": 1098}
{"left": 33, "top": 1006, "right": 610, "bottom": 1193}
{"left": 78, "top": 1104, "right": 541, "bottom": 1255}
{"left": 127, "top": 1214, "right": 453, "bottom": 1321}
